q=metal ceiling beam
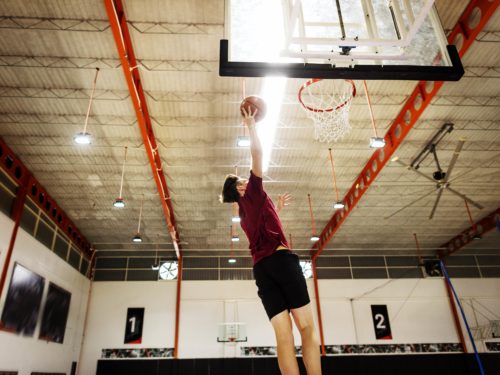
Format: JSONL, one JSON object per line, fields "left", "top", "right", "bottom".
{"left": 104, "top": 0, "right": 181, "bottom": 258}
{"left": 437, "top": 207, "right": 500, "bottom": 258}
{"left": 312, "top": 0, "right": 499, "bottom": 260}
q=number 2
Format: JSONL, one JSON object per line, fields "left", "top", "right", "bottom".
{"left": 374, "top": 313, "right": 386, "bottom": 329}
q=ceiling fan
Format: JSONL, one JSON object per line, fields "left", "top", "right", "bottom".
{"left": 387, "top": 123, "right": 483, "bottom": 220}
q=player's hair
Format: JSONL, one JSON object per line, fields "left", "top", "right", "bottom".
{"left": 220, "top": 174, "right": 240, "bottom": 203}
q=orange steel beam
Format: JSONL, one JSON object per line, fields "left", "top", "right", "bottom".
{"left": 437, "top": 207, "right": 500, "bottom": 258}
{"left": 312, "top": 259, "right": 326, "bottom": 356}
{"left": 104, "top": 0, "right": 181, "bottom": 258}
{"left": 104, "top": 0, "right": 183, "bottom": 359}
{"left": 311, "top": 0, "right": 499, "bottom": 260}
{"left": 173, "top": 256, "right": 183, "bottom": 359}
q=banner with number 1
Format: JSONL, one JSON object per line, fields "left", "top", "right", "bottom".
{"left": 124, "top": 307, "right": 144, "bottom": 344}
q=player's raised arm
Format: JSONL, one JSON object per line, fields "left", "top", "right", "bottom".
{"left": 242, "top": 107, "right": 263, "bottom": 178}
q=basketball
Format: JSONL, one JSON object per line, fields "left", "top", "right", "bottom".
{"left": 240, "top": 95, "right": 267, "bottom": 122}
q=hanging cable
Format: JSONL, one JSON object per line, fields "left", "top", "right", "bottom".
{"left": 137, "top": 195, "right": 144, "bottom": 233}
{"left": 74, "top": 67, "right": 100, "bottom": 145}
{"left": 308, "top": 194, "right": 319, "bottom": 241}
{"left": 328, "top": 148, "right": 339, "bottom": 202}
{"left": 83, "top": 68, "right": 100, "bottom": 135}
{"left": 328, "top": 148, "right": 344, "bottom": 209}
{"left": 113, "top": 146, "right": 128, "bottom": 208}
{"left": 413, "top": 232, "right": 423, "bottom": 265}
{"left": 464, "top": 199, "right": 481, "bottom": 239}
{"left": 363, "top": 80, "right": 385, "bottom": 148}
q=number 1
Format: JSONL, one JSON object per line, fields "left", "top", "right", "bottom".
{"left": 129, "top": 316, "right": 136, "bottom": 333}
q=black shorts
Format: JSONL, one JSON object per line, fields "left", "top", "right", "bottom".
{"left": 253, "top": 250, "right": 310, "bottom": 320}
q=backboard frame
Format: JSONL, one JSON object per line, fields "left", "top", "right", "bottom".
{"left": 220, "top": 0, "right": 464, "bottom": 81}
{"left": 219, "top": 40, "right": 463, "bottom": 81}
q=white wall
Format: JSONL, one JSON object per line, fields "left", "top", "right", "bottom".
{"left": 0, "top": 212, "right": 90, "bottom": 375}
{"left": 78, "top": 281, "right": 177, "bottom": 375}
{"left": 318, "top": 278, "right": 459, "bottom": 345}
{"left": 80, "top": 274, "right": 500, "bottom": 372}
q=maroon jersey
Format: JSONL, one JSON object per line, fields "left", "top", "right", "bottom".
{"left": 238, "top": 171, "right": 289, "bottom": 265}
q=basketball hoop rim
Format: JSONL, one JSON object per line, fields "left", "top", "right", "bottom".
{"left": 298, "top": 78, "right": 356, "bottom": 113}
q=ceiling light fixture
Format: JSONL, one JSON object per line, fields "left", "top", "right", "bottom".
{"left": 363, "top": 80, "right": 385, "bottom": 149}
{"left": 328, "top": 148, "right": 344, "bottom": 210}
{"left": 237, "top": 135, "right": 250, "bottom": 148}
{"left": 74, "top": 67, "right": 99, "bottom": 145}
{"left": 231, "top": 216, "right": 241, "bottom": 223}
{"left": 132, "top": 194, "right": 144, "bottom": 243}
{"left": 228, "top": 258, "right": 237, "bottom": 264}
{"left": 308, "top": 194, "right": 320, "bottom": 242}
{"left": 113, "top": 146, "right": 128, "bottom": 208}
{"left": 370, "top": 136, "right": 386, "bottom": 149}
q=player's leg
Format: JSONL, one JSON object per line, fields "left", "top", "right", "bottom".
{"left": 254, "top": 254, "right": 299, "bottom": 375}
{"left": 270, "top": 310, "right": 300, "bottom": 375}
{"left": 291, "top": 304, "right": 321, "bottom": 375}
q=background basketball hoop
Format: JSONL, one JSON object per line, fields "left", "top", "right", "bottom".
{"left": 298, "top": 79, "right": 356, "bottom": 143}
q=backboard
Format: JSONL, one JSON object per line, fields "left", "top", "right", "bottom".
{"left": 220, "top": 0, "right": 464, "bottom": 80}
{"left": 217, "top": 322, "right": 248, "bottom": 343}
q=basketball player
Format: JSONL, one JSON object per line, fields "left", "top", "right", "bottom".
{"left": 221, "top": 107, "right": 322, "bottom": 375}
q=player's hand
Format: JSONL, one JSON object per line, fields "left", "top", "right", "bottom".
{"left": 277, "top": 192, "right": 292, "bottom": 212}
{"left": 241, "top": 106, "right": 258, "bottom": 127}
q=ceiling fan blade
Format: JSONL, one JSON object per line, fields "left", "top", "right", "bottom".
{"left": 384, "top": 189, "right": 436, "bottom": 219}
{"left": 445, "top": 186, "right": 484, "bottom": 209}
{"left": 429, "top": 188, "right": 444, "bottom": 220}
{"left": 443, "top": 139, "right": 465, "bottom": 182}
{"left": 393, "top": 158, "right": 436, "bottom": 183}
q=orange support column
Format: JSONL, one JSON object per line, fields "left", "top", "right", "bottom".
{"left": 104, "top": 0, "right": 184, "bottom": 357}
{"left": 173, "top": 256, "right": 183, "bottom": 358}
{"left": 312, "top": 258, "right": 326, "bottom": 356}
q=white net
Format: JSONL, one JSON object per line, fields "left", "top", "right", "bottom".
{"left": 299, "top": 79, "right": 355, "bottom": 143}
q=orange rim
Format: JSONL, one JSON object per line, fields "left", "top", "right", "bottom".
{"left": 298, "top": 79, "right": 356, "bottom": 113}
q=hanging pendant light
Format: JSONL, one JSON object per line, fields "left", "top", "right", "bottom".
{"left": 363, "top": 80, "right": 385, "bottom": 149}
{"left": 328, "top": 148, "right": 344, "bottom": 210}
{"left": 308, "top": 194, "right": 320, "bottom": 242}
{"left": 113, "top": 146, "right": 128, "bottom": 208}
{"left": 132, "top": 194, "right": 144, "bottom": 243}
{"left": 74, "top": 67, "right": 100, "bottom": 145}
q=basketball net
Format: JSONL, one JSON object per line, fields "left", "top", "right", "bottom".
{"left": 298, "top": 79, "right": 356, "bottom": 143}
